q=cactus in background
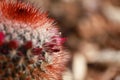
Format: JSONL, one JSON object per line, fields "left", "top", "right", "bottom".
{"left": 0, "top": 1, "right": 69, "bottom": 80}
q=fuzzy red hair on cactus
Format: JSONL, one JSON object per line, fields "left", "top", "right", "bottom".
{"left": 0, "top": 1, "right": 70, "bottom": 80}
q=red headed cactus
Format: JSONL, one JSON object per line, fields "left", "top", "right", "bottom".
{"left": 0, "top": 1, "right": 69, "bottom": 80}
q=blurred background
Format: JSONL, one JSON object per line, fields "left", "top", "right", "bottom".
{"left": 16, "top": 0, "right": 120, "bottom": 80}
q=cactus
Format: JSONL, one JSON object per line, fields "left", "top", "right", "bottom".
{"left": 0, "top": 1, "right": 69, "bottom": 80}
